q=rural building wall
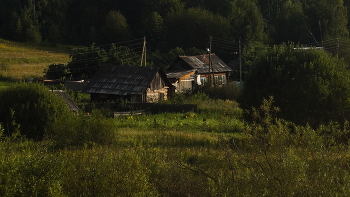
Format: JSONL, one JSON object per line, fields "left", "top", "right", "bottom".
{"left": 146, "top": 87, "right": 169, "bottom": 103}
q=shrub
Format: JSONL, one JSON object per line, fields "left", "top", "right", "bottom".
{"left": 193, "top": 83, "right": 242, "bottom": 100}
{"left": 0, "top": 83, "right": 71, "bottom": 140}
{"left": 49, "top": 110, "right": 116, "bottom": 147}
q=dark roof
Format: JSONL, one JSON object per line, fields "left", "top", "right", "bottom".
{"left": 168, "top": 53, "right": 233, "bottom": 74}
{"left": 53, "top": 90, "right": 80, "bottom": 112}
{"left": 83, "top": 64, "right": 169, "bottom": 95}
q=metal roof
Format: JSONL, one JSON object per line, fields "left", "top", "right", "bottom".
{"left": 166, "top": 69, "right": 196, "bottom": 79}
{"left": 53, "top": 90, "right": 80, "bottom": 112}
{"left": 83, "top": 64, "right": 165, "bottom": 95}
{"left": 168, "top": 53, "right": 233, "bottom": 74}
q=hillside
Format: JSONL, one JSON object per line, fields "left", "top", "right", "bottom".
{"left": 0, "top": 39, "right": 70, "bottom": 79}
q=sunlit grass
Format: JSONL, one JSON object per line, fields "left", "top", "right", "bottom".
{"left": 0, "top": 63, "right": 50, "bottom": 79}
{"left": 114, "top": 111, "right": 245, "bottom": 134}
{"left": 0, "top": 39, "right": 71, "bottom": 79}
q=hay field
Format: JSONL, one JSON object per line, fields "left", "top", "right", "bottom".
{"left": 0, "top": 39, "right": 71, "bottom": 79}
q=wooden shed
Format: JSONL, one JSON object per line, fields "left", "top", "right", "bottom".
{"left": 83, "top": 64, "right": 174, "bottom": 103}
{"left": 166, "top": 53, "right": 233, "bottom": 89}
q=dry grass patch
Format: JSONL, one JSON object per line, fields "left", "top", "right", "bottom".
{"left": 0, "top": 63, "right": 51, "bottom": 79}
{"left": 0, "top": 39, "right": 70, "bottom": 79}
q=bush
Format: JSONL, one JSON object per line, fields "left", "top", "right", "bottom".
{"left": 0, "top": 83, "right": 71, "bottom": 140}
{"left": 193, "top": 83, "right": 242, "bottom": 100}
{"left": 49, "top": 110, "right": 116, "bottom": 147}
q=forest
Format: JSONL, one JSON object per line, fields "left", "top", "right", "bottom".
{"left": 1, "top": 0, "right": 350, "bottom": 67}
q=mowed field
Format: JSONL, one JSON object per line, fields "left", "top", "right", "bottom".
{"left": 0, "top": 39, "right": 71, "bottom": 79}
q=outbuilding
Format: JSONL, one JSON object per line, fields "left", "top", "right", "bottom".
{"left": 83, "top": 64, "right": 174, "bottom": 103}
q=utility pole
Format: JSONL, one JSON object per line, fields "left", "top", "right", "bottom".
{"left": 140, "top": 36, "right": 147, "bottom": 66}
{"left": 207, "top": 36, "right": 214, "bottom": 85}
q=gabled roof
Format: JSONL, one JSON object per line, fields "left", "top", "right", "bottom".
{"left": 167, "top": 53, "right": 233, "bottom": 74}
{"left": 84, "top": 64, "right": 169, "bottom": 95}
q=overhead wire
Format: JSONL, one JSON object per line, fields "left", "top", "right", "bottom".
{"left": 1, "top": 37, "right": 145, "bottom": 56}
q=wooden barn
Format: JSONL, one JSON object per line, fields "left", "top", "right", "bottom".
{"left": 166, "top": 53, "right": 233, "bottom": 90}
{"left": 83, "top": 64, "right": 175, "bottom": 103}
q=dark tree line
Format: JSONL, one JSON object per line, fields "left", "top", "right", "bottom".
{"left": 1, "top": 0, "right": 350, "bottom": 68}
{"left": 1, "top": 0, "right": 348, "bottom": 45}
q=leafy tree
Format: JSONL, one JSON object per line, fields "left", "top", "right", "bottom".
{"left": 67, "top": 43, "right": 108, "bottom": 79}
{"left": 14, "top": 18, "right": 24, "bottom": 42}
{"left": 184, "top": 47, "right": 206, "bottom": 56}
{"left": 142, "top": 12, "right": 165, "bottom": 49}
{"left": 241, "top": 43, "right": 350, "bottom": 127}
{"left": 25, "top": 25, "right": 42, "bottom": 43}
{"left": 155, "top": 0, "right": 184, "bottom": 16}
{"left": 304, "top": 0, "right": 349, "bottom": 42}
{"left": 47, "top": 24, "right": 61, "bottom": 44}
{"left": 136, "top": 0, "right": 184, "bottom": 17}
{"left": 66, "top": 43, "right": 141, "bottom": 79}
{"left": 44, "top": 63, "right": 68, "bottom": 80}
{"left": 107, "top": 44, "right": 140, "bottom": 66}
{"left": 167, "top": 47, "right": 185, "bottom": 61}
{"left": 257, "top": 0, "right": 289, "bottom": 34}
{"left": 181, "top": 0, "right": 232, "bottom": 16}
{"left": 36, "top": 0, "right": 68, "bottom": 42}
{"left": 274, "top": 0, "right": 309, "bottom": 44}
{"left": 102, "top": 10, "right": 131, "bottom": 44}
{"left": 241, "top": 41, "right": 270, "bottom": 80}
{"left": 229, "top": 0, "right": 267, "bottom": 42}
{"left": 164, "top": 7, "right": 233, "bottom": 50}
{"left": 0, "top": 83, "right": 72, "bottom": 141}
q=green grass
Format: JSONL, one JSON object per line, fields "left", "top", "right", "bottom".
{"left": 0, "top": 81, "right": 12, "bottom": 89}
{"left": 1, "top": 124, "right": 350, "bottom": 196}
{"left": 114, "top": 112, "right": 244, "bottom": 134}
{"left": 0, "top": 39, "right": 71, "bottom": 79}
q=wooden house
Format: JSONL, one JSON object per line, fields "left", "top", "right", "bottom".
{"left": 166, "top": 53, "right": 233, "bottom": 91}
{"left": 166, "top": 69, "right": 197, "bottom": 92}
{"left": 83, "top": 64, "right": 174, "bottom": 103}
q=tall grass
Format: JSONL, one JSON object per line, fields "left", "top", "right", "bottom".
{"left": 1, "top": 121, "right": 350, "bottom": 196}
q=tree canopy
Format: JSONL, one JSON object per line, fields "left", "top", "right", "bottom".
{"left": 241, "top": 44, "right": 350, "bottom": 127}
{"left": 1, "top": 0, "right": 350, "bottom": 50}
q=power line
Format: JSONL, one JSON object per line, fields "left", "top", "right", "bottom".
{"left": 0, "top": 37, "right": 145, "bottom": 56}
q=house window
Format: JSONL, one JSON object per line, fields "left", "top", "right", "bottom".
{"left": 221, "top": 75, "right": 227, "bottom": 84}
{"left": 214, "top": 76, "right": 219, "bottom": 84}
{"left": 200, "top": 77, "right": 207, "bottom": 85}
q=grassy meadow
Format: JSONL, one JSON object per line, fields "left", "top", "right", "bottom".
{"left": 1, "top": 41, "right": 350, "bottom": 196}
{"left": 0, "top": 39, "right": 70, "bottom": 79}
{"left": 1, "top": 88, "right": 350, "bottom": 196}
{"left": 2, "top": 108, "right": 350, "bottom": 196}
